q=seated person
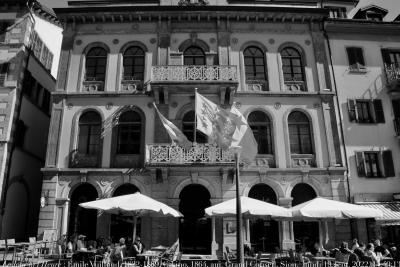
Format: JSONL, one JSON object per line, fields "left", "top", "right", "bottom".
{"left": 111, "top": 238, "right": 126, "bottom": 263}
{"left": 133, "top": 236, "right": 144, "bottom": 256}
{"left": 335, "top": 242, "right": 358, "bottom": 265}
{"left": 77, "top": 235, "right": 86, "bottom": 251}
{"left": 374, "top": 239, "right": 390, "bottom": 257}
{"left": 365, "top": 243, "right": 380, "bottom": 266}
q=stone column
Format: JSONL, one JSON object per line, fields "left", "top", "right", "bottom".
{"left": 62, "top": 199, "right": 70, "bottom": 236}
{"left": 56, "top": 28, "right": 75, "bottom": 92}
{"left": 279, "top": 197, "right": 295, "bottom": 250}
{"left": 321, "top": 97, "right": 342, "bottom": 166}
{"left": 211, "top": 217, "right": 218, "bottom": 258}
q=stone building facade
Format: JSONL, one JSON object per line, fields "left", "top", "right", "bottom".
{"left": 38, "top": 0, "right": 359, "bottom": 256}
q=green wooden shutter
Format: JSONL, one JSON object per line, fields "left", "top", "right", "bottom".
{"left": 355, "top": 152, "right": 366, "bottom": 177}
{"left": 382, "top": 150, "right": 395, "bottom": 177}
{"left": 347, "top": 99, "right": 357, "bottom": 122}
{"left": 373, "top": 99, "right": 385, "bottom": 123}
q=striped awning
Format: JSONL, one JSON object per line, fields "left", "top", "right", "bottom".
{"left": 358, "top": 202, "right": 400, "bottom": 226}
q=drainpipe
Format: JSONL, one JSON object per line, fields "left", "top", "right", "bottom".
{"left": 322, "top": 26, "right": 352, "bottom": 204}
{"left": 0, "top": 0, "right": 37, "bottom": 237}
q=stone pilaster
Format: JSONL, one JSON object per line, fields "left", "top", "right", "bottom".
{"left": 45, "top": 96, "right": 64, "bottom": 167}
{"left": 279, "top": 197, "right": 295, "bottom": 250}
{"left": 56, "top": 28, "right": 75, "bottom": 92}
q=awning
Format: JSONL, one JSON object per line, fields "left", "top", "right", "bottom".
{"left": 358, "top": 202, "right": 400, "bottom": 226}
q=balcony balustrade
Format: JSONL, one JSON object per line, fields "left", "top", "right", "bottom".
{"left": 284, "top": 80, "right": 306, "bottom": 92}
{"left": 151, "top": 65, "right": 238, "bottom": 82}
{"left": 394, "top": 117, "right": 400, "bottom": 137}
{"left": 291, "top": 154, "right": 316, "bottom": 168}
{"left": 69, "top": 151, "right": 100, "bottom": 168}
{"left": 385, "top": 63, "right": 400, "bottom": 85}
{"left": 82, "top": 78, "right": 104, "bottom": 92}
{"left": 146, "top": 143, "right": 235, "bottom": 165}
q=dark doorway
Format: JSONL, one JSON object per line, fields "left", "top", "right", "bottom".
{"left": 179, "top": 184, "right": 211, "bottom": 254}
{"left": 291, "top": 183, "right": 318, "bottom": 252}
{"left": 68, "top": 183, "right": 98, "bottom": 240}
{"left": 249, "top": 184, "right": 279, "bottom": 252}
{"left": 110, "top": 184, "right": 139, "bottom": 243}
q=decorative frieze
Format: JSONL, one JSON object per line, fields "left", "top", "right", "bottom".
{"left": 291, "top": 154, "right": 316, "bottom": 168}
{"left": 284, "top": 80, "right": 306, "bottom": 92}
{"left": 82, "top": 80, "right": 104, "bottom": 92}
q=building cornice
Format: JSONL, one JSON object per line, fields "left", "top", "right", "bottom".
{"left": 325, "top": 18, "right": 400, "bottom": 36}
{"left": 54, "top": 5, "right": 329, "bottom": 25}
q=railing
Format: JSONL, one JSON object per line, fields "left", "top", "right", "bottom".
{"left": 151, "top": 65, "right": 238, "bottom": 82}
{"left": 291, "top": 154, "right": 316, "bottom": 168}
{"left": 284, "top": 80, "right": 306, "bottom": 92}
{"left": 146, "top": 143, "right": 235, "bottom": 164}
{"left": 394, "top": 117, "right": 400, "bottom": 137}
{"left": 69, "top": 151, "right": 99, "bottom": 168}
{"left": 82, "top": 78, "right": 104, "bottom": 92}
{"left": 385, "top": 63, "right": 400, "bottom": 84}
{"left": 246, "top": 80, "right": 269, "bottom": 91}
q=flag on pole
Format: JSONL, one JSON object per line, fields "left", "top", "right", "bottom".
{"left": 153, "top": 103, "right": 192, "bottom": 149}
{"left": 195, "top": 92, "right": 258, "bottom": 162}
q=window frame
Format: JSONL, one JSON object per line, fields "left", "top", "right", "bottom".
{"left": 280, "top": 47, "right": 305, "bottom": 82}
{"left": 355, "top": 150, "right": 395, "bottom": 178}
{"left": 182, "top": 110, "right": 207, "bottom": 144}
{"left": 116, "top": 110, "right": 143, "bottom": 155}
{"left": 122, "top": 46, "right": 145, "bottom": 81}
{"left": 346, "top": 47, "right": 367, "bottom": 72}
{"left": 347, "top": 99, "right": 385, "bottom": 124}
{"left": 183, "top": 46, "right": 206, "bottom": 66}
{"left": 243, "top": 46, "right": 267, "bottom": 82}
{"left": 85, "top": 47, "right": 108, "bottom": 82}
{"left": 77, "top": 111, "right": 102, "bottom": 155}
{"left": 248, "top": 111, "right": 273, "bottom": 155}
{"left": 288, "top": 111, "right": 314, "bottom": 155}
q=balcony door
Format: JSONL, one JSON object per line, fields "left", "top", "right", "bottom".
{"left": 382, "top": 49, "right": 400, "bottom": 66}
{"left": 184, "top": 46, "right": 205, "bottom": 65}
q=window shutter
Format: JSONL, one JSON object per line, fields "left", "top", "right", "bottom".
{"left": 355, "top": 152, "right": 366, "bottom": 177}
{"left": 355, "top": 48, "right": 365, "bottom": 66}
{"left": 347, "top": 99, "right": 357, "bottom": 122}
{"left": 346, "top": 47, "right": 357, "bottom": 66}
{"left": 373, "top": 99, "right": 385, "bottom": 123}
{"left": 346, "top": 47, "right": 365, "bottom": 67}
{"left": 382, "top": 150, "right": 395, "bottom": 177}
{"left": 381, "top": 49, "right": 391, "bottom": 66}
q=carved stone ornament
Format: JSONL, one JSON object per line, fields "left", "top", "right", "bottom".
{"left": 313, "top": 103, "right": 321, "bottom": 109}
{"left": 178, "top": 0, "right": 209, "bottom": 6}
{"left": 231, "top": 38, "right": 238, "bottom": 44}
{"left": 147, "top": 102, "right": 154, "bottom": 109}
{"left": 67, "top": 103, "right": 73, "bottom": 110}
{"left": 234, "top": 102, "right": 241, "bottom": 109}
{"left": 209, "top": 38, "right": 216, "bottom": 44}
{"left": 112, "top": 39, "right": 119, "bottom": 45}
{"left": 305, "top": 40, "right": 311, "bottom": 46}
{"left": 150, "top": 38, "right": 157, "bottom": 44}
{"left": 269, "top": 38, "right": 275, "bottom": 45}
{"left": 75, "top": 39, "right": 82, "bottom": 46}
{"left": 131, "top": 24, "right": 139, "bottom": 30}
{"left": 171, "top": 102, "right": 178, "bottom": 108}
{"left": 274, "top": 102, "right": 281, "bottom": 110}
{"left": 106, "top": 102, "right": 113, "bottom": 110}
{"left": 98, "top": 180, "right": 115, "bottom": 197}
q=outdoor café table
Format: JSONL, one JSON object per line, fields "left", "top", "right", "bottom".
{"left": 380, "top": 256, "right": 393, "bottom": 263}
{"left": 138, "top": 250, "right": 161, "bottom": 265}
{"left": 73, "top": 249, "right": 96, "bottom": 262}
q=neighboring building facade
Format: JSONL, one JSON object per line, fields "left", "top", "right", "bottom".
{"left": 326, "top": 4, "right": 400, "bottom": 246}
{"left": 38, "top": 0, "right": 357, "bottom": 255}
{"left": 0, "top": 0, "right": 62, "bottom": 239}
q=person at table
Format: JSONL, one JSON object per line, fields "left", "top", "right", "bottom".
{"left": 111, "top": 238, "right": 126, "bottom": 263}
{"left": 351, "top": 238, "right": 360, "bottom": 251}
{"left": 374, "top": 239, "right": 390, "bottom": 257}
{"left": 77, "top": 235, "right": 86, "bottom": 251}
{"left": 365, "top": 243, "right": 380, "bottom": 266}
{"left": 311, "top": 242, "right": 328, "bottom": 256}
{"left": 133, "top": 236, "right": 144, "bottom": 256}
{"left": 66, "top": 237, "right": 74, "bottom": 253}
{"left": 389, "top": 245, "right": 399, "bottom": 260}
{"left": 335, "top": 242, "right": 358, "bottom": 264}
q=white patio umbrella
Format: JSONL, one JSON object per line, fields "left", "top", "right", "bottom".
{"left": 205, "top": 196, "right": 292, "bottom": 218}
{"left": 79, "top": 192, "right": 182, "bottom": 239}
{"left": 289, "top": 197, "right": 383, "bottom": 247}
{"left": 289, "top": 197, "right": 383, "bottom": 219}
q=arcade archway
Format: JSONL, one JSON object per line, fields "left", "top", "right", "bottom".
{"left": 249, "top": 184, "right": 279, "bottom": 252}
{"left": 179, "top": 184, "right": 211, "bottom": 254}
{"left": 68, "top": 183, "right": 98, "bottom": 240}
{"left": 291, "top": 183, "right": 318, "bottom": 251}
{"left": 110, "top": 184, "right": 139, "bottom": 242}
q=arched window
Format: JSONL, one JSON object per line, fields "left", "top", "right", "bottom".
{"left": 78, "top": 111, "right": 101, "bottom": 155}
{"left": 281, "top": 47, "right": 304, "bottom": 82}
{"left": 85, "top": 47, "right": 107, "bottom": 82}
{"left": 182, "top": 111, "right": 207, "bottom": 143}
{"left": 248, "top": 111, "right": 273, "bottom": 155}
{"left": 123, "top": 46, "right": 145, "bottom": 80}
{"left": 243, "top": 46, "right": 267, "bottom": 81}
{"left": 184, "top": 46, "right": 205, "bottom": 65}
{"left": 288, "top": 111, "right": 313, "bottom": 154}
{"left": 117, "top": 111, "right": 142, "bottom": 154}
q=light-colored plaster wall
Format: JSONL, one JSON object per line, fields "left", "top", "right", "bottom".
{"left": 33, "top": 15, "right": 62, "bottom": 78}
{"left": 330, "top": 36, "right": 400, "bottom": 198}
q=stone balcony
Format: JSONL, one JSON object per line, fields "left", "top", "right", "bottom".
{"left": 150, "top": 65, "right": 238, "bottom": 104}
{"left": 291, "top": 154, "right": 316, "bottom": 168}
{"left": 82, "top": 78, "right": 104, "bottom": 92}
{"left": 145, "top": 143, "right": 235, "bottom": 166}
{"left": 385, "top": 64, "right": 400, "bottom": 94}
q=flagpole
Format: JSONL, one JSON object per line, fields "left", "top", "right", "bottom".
{"left": 234, "top": 146, "right": 244, "bottom": 264}
{"left": 194, "top": 88, "right": 198, "bottom": 143}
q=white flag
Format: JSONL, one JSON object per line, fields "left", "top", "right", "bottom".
{"left": 195, "top": 92, "right": 219, "bottom": 137}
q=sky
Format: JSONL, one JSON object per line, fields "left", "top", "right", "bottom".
{"left": 39, "top": 0, "right": 400, "bottom": 20}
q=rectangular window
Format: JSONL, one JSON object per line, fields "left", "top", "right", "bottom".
{"left": 355, "top": 150, "right": 395, "bottom": 178}
{"left": 0, "top": 63, "right": 8, "bottom": 86}
{"left": 14, "top": 119, "right": 27, "bottom": 148}
{"left": 347, "top": 99, "right": 385, "bottom": 123}
{"left": 346, "top": 47, "right": 366, "bottom": 71}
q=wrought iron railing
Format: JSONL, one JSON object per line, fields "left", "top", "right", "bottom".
{"left": 146, "top": 143, "right": 235, "bottom": 164}
{"left": 385, "top": 63, "right": 400, "bottom": 84}
{"left": 291, "top": 154, "right": 316, "bottom": 168}
{"left": 151, "top": 65, "right": 237, "bottom": 82}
